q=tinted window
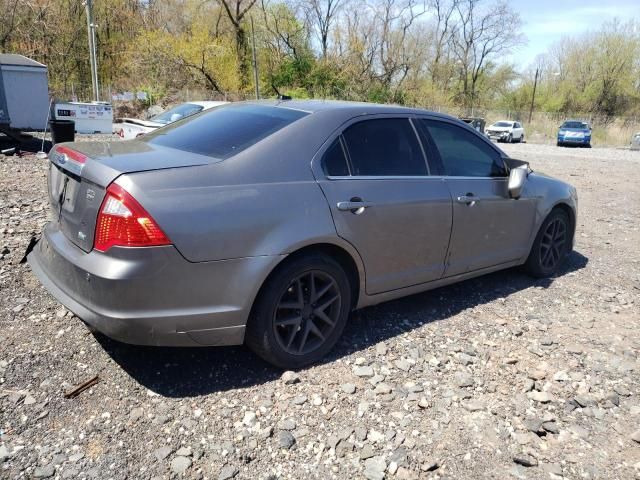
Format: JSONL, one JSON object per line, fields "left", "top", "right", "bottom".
{"left": 323, "top": 138, "right": 350, "bottom": 176}
{"left": 423, "top": 120, "right": 506, "bottom": 177}
{"left": 145, "top": 104, "right": 308, "bottom": 158}
{"left": 342, "top": 119, "right": 427, "bottom": 176}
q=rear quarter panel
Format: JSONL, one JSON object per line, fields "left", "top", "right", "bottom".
{"left": 115, "top": 111, "right": 352, "bottom": 263}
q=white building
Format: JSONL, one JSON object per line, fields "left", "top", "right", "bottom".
{"left": 0, "top": 54, "right": 49, "bottom": 130}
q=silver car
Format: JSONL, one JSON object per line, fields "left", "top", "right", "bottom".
{"left": 28, "top": 100, "right": 578, "bottom": 368}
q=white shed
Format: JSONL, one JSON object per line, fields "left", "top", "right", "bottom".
{"left": 0, "top": 54, "right": 49, "bottom": 130}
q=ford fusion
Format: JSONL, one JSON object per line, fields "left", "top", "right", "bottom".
{"left": 29, "top": 101, "right": 577, "bottom": 368}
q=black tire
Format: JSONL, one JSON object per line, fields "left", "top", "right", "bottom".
{"left": 507, "top": 133, "right": 513, "bottom": 143}
{"left": 245, "top": 254, "right": 352, "bottom": 369}
{"left": 586, "top": 143, "right": 592, "bottom": 148}
{"left": 519, "top": 134, "right": 524, "bottom": 143}
{"left": 525, "top": 209, "right": 571, "bottom": 278}
{"left": 557, "top": 142, "right": 562, "bottom": 147}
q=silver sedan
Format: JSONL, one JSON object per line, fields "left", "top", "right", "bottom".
{"left": 28, "top": 100, "right": 578, "bottom": 368}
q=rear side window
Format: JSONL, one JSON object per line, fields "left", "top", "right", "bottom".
{"left": 421, "top": 120, "right": 506, "bottom": 177}
{"left": 342, "top": 119, "right": 427, "bottom": 176}
{"left": 144, "top": 104, "right": 308, "bottom": 158}
{"left": 323, "top": 138, "right": 350, "bottom": 176}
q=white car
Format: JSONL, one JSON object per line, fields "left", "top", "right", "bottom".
{"left": 486, "top": 120, "right": 525, "bottom": 143}
{"left": 631, "top": 132, "right": 640, "bottom": 151}
{"left": 114, "top": 101, "right": 228, "bottom": 139}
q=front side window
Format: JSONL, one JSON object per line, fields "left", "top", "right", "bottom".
{"left": 422, "top": 120, "right": 506, "bottom": 177}
{"left": 341, "top": 118, "right": 427, "bottom": 176}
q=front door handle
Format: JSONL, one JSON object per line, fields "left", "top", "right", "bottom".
{"left": 456, "top": 194, "right": 480, "bottom": 205}
{"left": 337, "top": 199, "right": 373, "bottom": 214}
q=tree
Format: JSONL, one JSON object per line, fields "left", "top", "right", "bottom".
{"left": 216, "top": 0, "right": 259, "bottom": 88}
{"left": 451, "top": 0, "right": 524, "bottom": 108}
{"left": 300, "top": 0, "right": 343, "bottom": 59}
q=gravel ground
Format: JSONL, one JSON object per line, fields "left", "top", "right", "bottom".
{"left": 1, "top": 138, "right": 639, "bottom": 480}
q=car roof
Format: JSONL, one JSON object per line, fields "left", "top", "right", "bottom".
{"left": 240, "top": 99, "right": 457, "bottom": 120}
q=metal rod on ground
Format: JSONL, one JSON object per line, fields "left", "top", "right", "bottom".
{"left": 251, "top": 15, "right": 260, "bottom": 100}
{"left": 37, "top": 98, "right": 54, "bottom": 159}
{"left": 529, "top": 67, "right": 539, "bottom": 124}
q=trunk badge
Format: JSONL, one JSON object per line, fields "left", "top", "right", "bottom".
{"left": 86, "top": 189, "right": 95, "bottom": 201}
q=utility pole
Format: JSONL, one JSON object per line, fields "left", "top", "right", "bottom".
{"left": 84, "top": 0, "right": 99, "bottom": 102}
{"left": 528, "top": 67, "right": 539, "bottom": 123}
{"left": 250, "top": 15, "right": 259, "bottom": 100}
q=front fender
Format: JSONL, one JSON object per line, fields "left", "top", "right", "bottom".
{"left": 523, "top": 172, "right": 578, "bottom": 256}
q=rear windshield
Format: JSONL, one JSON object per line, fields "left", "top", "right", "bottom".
{"left": 144, "top": 104, "right": 308, "bottom": 158}
{"left": 561, "top": 121, "right": 588, "bottom": 129}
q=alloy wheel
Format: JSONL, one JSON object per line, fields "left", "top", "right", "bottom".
{"left": 539, "top": 217, "right": 567, "bottom": 270}
{"left": 273, "top": 270, "right": 342, "bottom": 356}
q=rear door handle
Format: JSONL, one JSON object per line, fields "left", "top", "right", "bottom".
{"left": 456, "top": 195, "right": 480, "bottom": 205}
{"left": 337, "top": 200, "right": 373, "bottom": 214}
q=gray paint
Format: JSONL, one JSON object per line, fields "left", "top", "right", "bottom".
{"left": 29, "top": 100, "right": 577, "bottom": 347}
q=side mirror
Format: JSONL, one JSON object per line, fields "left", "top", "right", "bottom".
{"left": 508, "top": 166, "right": 527, "bottom": 199}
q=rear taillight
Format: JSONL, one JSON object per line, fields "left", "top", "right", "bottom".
{"left": 94, "top": 183, "right": 171, "bottom": 252}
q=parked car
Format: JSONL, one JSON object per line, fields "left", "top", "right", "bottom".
{"left": 486, "top": 120, "right": 525, "bottom": 143}
{"left": 631, "top": 131, "right": 640, "bottom": 151}
{"left": 28, "top": 101, "right": 577, "bottom": 369}
{"left": 459, "top": 117, "right": 486, "bottom": 134}
{"left": 557, "top": 120, "right": 592, "bottom": 147}
{"left": 114, "top": 101, "right": 228, "bottom": 139}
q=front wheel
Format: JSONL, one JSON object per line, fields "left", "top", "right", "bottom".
{"left": 245, "top": 254, "right": 352, "bottom": 369}
{"left": 507, "top": 133, "right": 513, "bottom": 143}
{"left": 525, "top": 209, "right": 571, "bottom": 278}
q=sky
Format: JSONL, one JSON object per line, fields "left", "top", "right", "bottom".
{"left": 510, "top": 0, "right": 640, "bottom": 68}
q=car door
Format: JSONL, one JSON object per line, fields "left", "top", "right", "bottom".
{"left": 313, "top": 116, "right": 452, "bottom": 295}
{"left": 514, "top": 122, "right": 523, "bottom": 139}
{"left": 418, "top": 118, "right": 537, "bottom": 277}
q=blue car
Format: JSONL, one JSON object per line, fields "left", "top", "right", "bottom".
{"left": 557, "top": 120, "right": 592, "bottom": 148}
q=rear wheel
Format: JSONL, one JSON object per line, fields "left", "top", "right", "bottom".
{"left": 525, "top": 209, "right": 571, "bottom": 278}
{"left": 245, "top": 254, "right": 351, "bottom": 369}
{"left": 519, "top": 134, "right": 525, "bottom": 143}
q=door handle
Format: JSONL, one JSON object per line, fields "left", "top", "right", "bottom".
{"left": 456, "top": 194, "right": 480, "bottom": 205}
{"left": 337, "top": 199, "right": 373, "bottom": 214}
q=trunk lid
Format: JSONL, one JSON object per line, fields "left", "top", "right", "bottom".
{"left": 47, "top": 140, "right": 210, "bottom": 252}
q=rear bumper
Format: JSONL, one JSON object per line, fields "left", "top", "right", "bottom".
{"left": 28, "top": 223, "right": 284, "bottom": 346}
